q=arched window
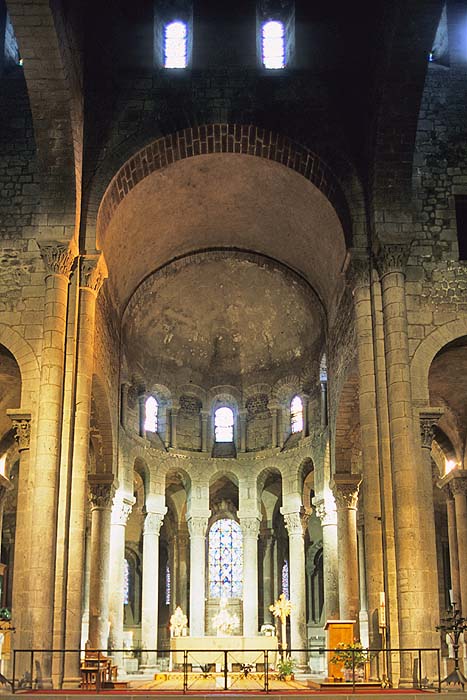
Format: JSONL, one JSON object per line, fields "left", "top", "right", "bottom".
{"left": 165, "top": 562, "right": 171, "bottom": 605}
{"left": 208, "top": 518, "right": 243, "bottom": 598}
{"left": 144, "top": 396, "right": 158, "bottom": 433}
{"left": 164, "top": 20, "right": 188, "bottom": 68}
{"left": 290, "top": 395, "right": 303, "bottom": 433}
{"left": 214, "top": 406, "right": 234, "bottom": 442}
{"left": 261, "top": 20, "right": 285, "bottom": 69}
{"left": 123, "top": 558, "right": 130, "bottom": 605}
{"left": 281, "top": 560, "right": 289, "bottom": 599}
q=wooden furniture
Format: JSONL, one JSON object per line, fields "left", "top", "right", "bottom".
{"left": 324, "top": 619, "right": 355, "bottom": 681}
{"left": 80, "top": 651, "right": 117, "bottom": 689}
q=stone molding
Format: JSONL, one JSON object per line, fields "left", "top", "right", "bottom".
{"left": 375, "top": 243, "right": 411, "bottom": 279}
{"left": 143, "top": 511, "right": 165, "bottom": 536}
{"left": 80, "top": 253, "right": 108, "bottom": 295}
{"left": 39, "top": 240, "right": 77, "bottom": 279}
{"left": 187, "top": 515, "right": 209, "bottom": 538}
{"left": 111, "top": 495, "right": 135, "bottom": 526}
{"left": 419, "top": 409, "right": 443, "bottom": 449}
{"left": 8, "top": 410, "right": 31, "bottom": 451}
{"left": 331, "top": 475, "right": 361, "bottom": 510}
{"left": 88, "top": 475, "right": 116, "bottom": 510}
{"left": 240, "top": 517, "right": 261, "bottom": 539}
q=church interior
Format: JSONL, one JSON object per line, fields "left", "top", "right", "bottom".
{"left": 0, "top": 0, "right": 467, "bottom": 692}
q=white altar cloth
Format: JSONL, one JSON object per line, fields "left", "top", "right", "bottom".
{"left": 170, "top": 635, "right": 278, "bottom": 667}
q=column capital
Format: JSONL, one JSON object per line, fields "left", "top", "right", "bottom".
{"left": 143, "top": 510, "right": 166, "bottom": 536}
{"left": 7, "top": 410, "right": 31, "bottom": 451}
{"left": 240, "top": 516, "right": 261, "bottom": 539}
{"left": 419, "top": 409, "right": 443, "bottom": 449}
{"left": 331, "top": 474, "right": 361, "bottom": 510}
{"left": 111, "top": 494, "right": 135, "bottom": 526}
{"left": 281, "top": 509, "right": 308, "bottom": 536}
{"left": 39, "top": 239, "right": 77, "bottom": 279}
{"left": 445, "top": 470, "right": 467, "bottom": 497}
{"left": 88, "top": 474, "right": 116, "bottom": 510}
{"left": 312, "top": 496, "right": 337, "bottom": 526}
{"left": 345, "top": 254, "right": 370, "bottom": 291}
{"left": 374, "top": 243, "right": 411, "bottom": 279}
{"left": 80, "top": 253, "right": 108, "bottom": 295}
{"left": 187, "top": 515, "right": 209, "bottom": 538}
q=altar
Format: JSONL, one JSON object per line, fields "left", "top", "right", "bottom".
{"left": 170, "top": 635, "right": 279, "bottom": 669}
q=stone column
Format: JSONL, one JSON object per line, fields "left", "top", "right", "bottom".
{"left": 64, "top": 254, "right": 107, "bottom": 682}
{"left": 445, "top": 472, "right": 467, "bottom": 614}
{"left": 281, "top": 509, "right": 308, "bottom": 660}
{"left": 88, "top": 474, "right": 115, "bottom": 650}
{"left": 8, "top": 412, "right": 31, "bottom": 650}
{"left": 139, "top": 393, "right": 146, "bottom": 438}
{"left": 269, "top": 402, "right": 279, "bottom": 448}
{"left": 187, "top": 515, "right": 208, "bottom": 636}
{"left": 301, "top": 393, "right": 310, "bottom": 437}
{"left": 240, "top": 516, "right": 260, "bottom": 635}
{"left": 377, "top": 244, "right": 439, "bottom": 681}
{"left": 331, "top": 475, "right": 361, "bottom": 626}
{"left": 29, "top": 241, "right": 76, "bottom": 684}
{"left": 108, "top": 494, "right": 134, "bottom": 668}
{"left": 445, "top": 489, "right": 461, "bottom": 608}
{"left": 141, "top": 509, "right": 166, "bottom": 667}
{"left": 347, "top": 257, "right": 385, "bottom": 647}
{"left": 177, "top": 531, "right": 189, "bottom": 614}
{"left": 239, "top": 409, "right": 247, "bottom": 452}
{"left": 200, "top": 411, "right": 209, "bottom": 452}
{"left": 357, "top": 518, "right": 369, "bottom": 647}
{"left": 320, "top": 383, "right": 328, "bottom": 427}
{"left": 170, "top": 404, "right": 179, "bottom": 449}
{"left": 313, "top": 497, "right": 339, "bottom": 620}
{"left": 262, "top": 529, "right": 275, "bottom": 624}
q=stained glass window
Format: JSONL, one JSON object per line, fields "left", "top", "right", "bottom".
{"left": 290, "top": 395, "right": 303, "bottom": 433}
{"left": 144, "top": 396, "right": 158, "bottom": 432}
{"left": 214, "top": 406, "right": 234, "bottom": 442}
{"left": 165, "top": 562, "right": 171, "bottom": 605}
{"left": 261, "top": 20, "right": 285, "bottom": 69}
{"left": 281, "top": 560, "right": 289, "bottom": 599}
{"left": 164, "top": 21, "right": 187, "bottom": 68}
{"left": 209, "top": 518, "right": 243, "bottom": 598}
{"left": 123, "top": 558, "right": 130, "bottom": 605}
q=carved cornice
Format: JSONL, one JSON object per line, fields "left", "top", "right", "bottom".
{"left": 331, "top": 475, "right": 361, "bottom": 510}
{"left": 375, "top": 244, "right": 410, "bottom": 279}
{"left": 345, "top": 256, "right": 370, "bottom": 292}
{"left": 7, "top": 411, "right": 31, "bottom": 451}
{"left": 240, "top": 517, "right": 261, "bottom": 539}
{"left": 143, "top": 511, "right": 165, "bottom": 536}
{"left": 39, "top": 240, "right": 77, "bottom": 279}
{"left": 80, "top": 253, "right": 108, "bottom": 295}
{"left": 419, "top": 410, "right": 443, "bottom": 449}
{"left": 88, "top": 475, "right": 115, "bottom": 510}
{"left": 187, "top": 515, "right": 208, "bottom": 538}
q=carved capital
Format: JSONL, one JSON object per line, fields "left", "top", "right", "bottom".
{"left": 346, "top": 256, "right": 370, "bottom": 292}
{"left": 313, "top": 497, "right": 337, "bottom": 527}
{"left": 143, "top": 511, "right": 165, "bottom": 536}
{"left": 241, "top": 517, "right": 260, "bottom": 539}
{"left": 419, "top": 410, "right": 443, "bottom": 449}
{"left": 282, "top": 510, "right": 305, "bottom": 536}
{"left": 331, "top": 475, "right": 361, "bottom": 510}
{"left": 39, "top": 240, "right": 77, "bottom": 279}
{"left": 449, "top": 474, "right": 467, "bottom": 498}
{"left": 187, "top": 515, "right": 208, "bottom": 538}
{"left": 80, "top": 253, "right": 108, "bottom": 294}
{"left": 88, "top": 475, "right": 115, "bottom": 510}
{"left": 111, "top": 495, "right": 135, "bottom": 526}
{"left": 375, "top": 244, "right": 410, "bottom": 278}
{"left": 8, "top": 411, "right": 31, "bottom": 451}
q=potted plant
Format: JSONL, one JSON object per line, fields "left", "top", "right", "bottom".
{"left": 276, "top": 656, "right": 296, "bottom": 681}
{"left": 330, "top": 641, "right": 368, "bottom": 682}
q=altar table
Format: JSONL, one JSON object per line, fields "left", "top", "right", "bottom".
{"left": 170, "top": 635, "right": 278, "bottom": 668}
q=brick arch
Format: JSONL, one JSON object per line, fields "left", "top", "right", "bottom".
{"left": 0, "top": 323, "right": 39, "bottom": 406}
{"left": 411, "top": 317, "right": 467, "bottom": 404}
{"left": 94, "top": 125, "right": 354, "bottom": 250}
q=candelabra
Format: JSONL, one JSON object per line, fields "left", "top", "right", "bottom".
{"left": 436, "top": 602, "right": 467, "bottom": 689}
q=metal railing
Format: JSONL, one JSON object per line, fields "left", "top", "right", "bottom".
{"left": 10, "top": 645, "right": 443, "bottom": 693}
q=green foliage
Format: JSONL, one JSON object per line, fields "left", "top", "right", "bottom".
{"left": 330, "top": 641, "right": 367, "bottom": 669}
{"left": 276, "top": 655, "right": 296, "bottom": 679}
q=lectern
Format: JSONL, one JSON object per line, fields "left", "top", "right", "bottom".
{"left": 324, "top": 619, "right": 355, "bottom": 681}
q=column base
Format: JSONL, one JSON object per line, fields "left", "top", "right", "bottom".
{"left": 62, "top": 677, "right": 82, "bottom": 689}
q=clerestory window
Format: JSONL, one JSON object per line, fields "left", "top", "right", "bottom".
{"left": 144, "top": 395, "right": 159, "bottom": 433}
{"left": 214, "top": 406, "right": 234, "bottom": 442}
{"left": 290, "top": 395, "right": 303, "bottom": 434}
{"left": 164, "top": 20, "right": 188, "bottom": 68}
{"left": 261, "top": 20, "right": 285, "bottom": 69}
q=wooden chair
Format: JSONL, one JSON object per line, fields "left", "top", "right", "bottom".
{"left": 80, "top": 650, "right": 116, "bottom": 689}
